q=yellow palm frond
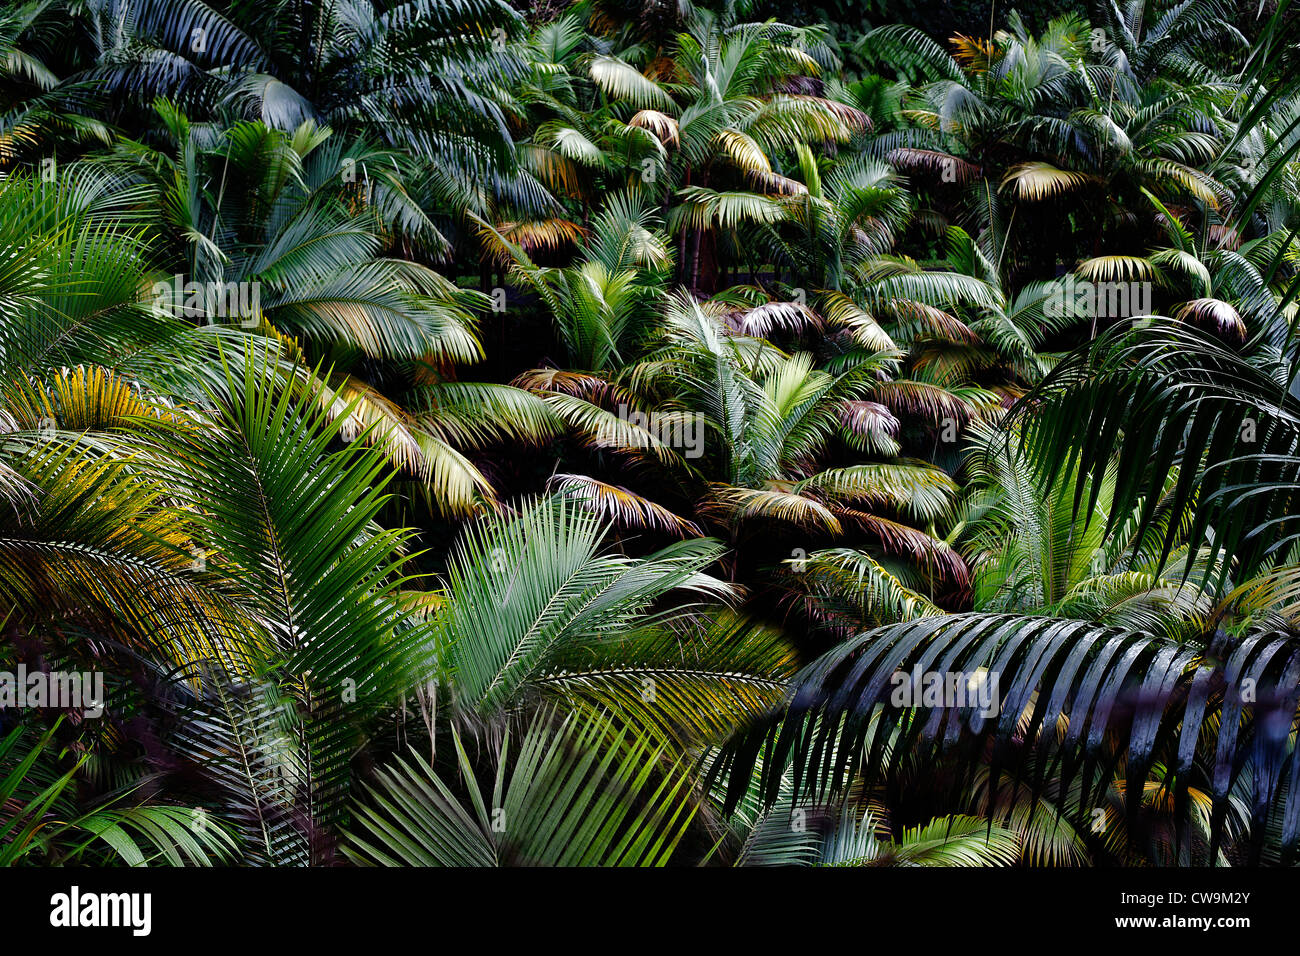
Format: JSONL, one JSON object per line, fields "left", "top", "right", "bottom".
{"left": 7, "top": 365, "right": 169, "bottom": 433}
{"left": 1141, "top": 159, "right": 1225, "bottom": 208}
{"left": 489, "top": 219, "right": 586, "bottom": 260}
{"left": 701, "top": 484, "right": 842, "bottom": 533}
{"left": 819, "top": 291, "right": 897, "bottom": 351}
{"left": 714, "top": 129, "right": 772, "bottom": 174}
{"left": 315, "top": 374, "right": 429, "bottom": 479}
{"left": 410, "top": 429, "right": 498, "bottom": 516}
{"left": 628, "top": 110, "right": 680, "bottom": 148}
{"left": 1001, "top": 162, "right": 1097, "bottom": 200}
{"left": 548, "top": 473, "right": 702, "bottom": 536}
{"left": 949, "top": 34, "right": 996, "bottom": 72}
{"left": 1075, "top": 255, "right": 1158, "bottom": 282}
{"left": 517, "top": 143, "right": 589, "bottom": 199}
{"left": 799, "top": 463, "right": 960, "bottom": 523}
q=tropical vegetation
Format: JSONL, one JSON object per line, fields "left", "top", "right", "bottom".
{"left": 1, "top": 0, "right": 1299, "bottom": 867}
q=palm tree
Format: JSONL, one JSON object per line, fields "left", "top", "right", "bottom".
{"left": 59, "top": 0, "right": 525, "bottom": 163}
{"left": 584, "top": 13, "right": 868, "bottom": 292}
{"left": 866, "top": 13, "right": 1243, "bottom": 283}
{"left": 94, "top": 107, "right": 562, "bottom": 515}
{"left": 959, "top": 418, "right": 1211, "bottom": 638}
{"left": 338, "top": 494, "right": 797, "bottom": 865}
{"left": 515, "top": 288, "right": 970, "bottom": 614}
{"left": 708, "top": 607, "right": 1300, "bottom": 864}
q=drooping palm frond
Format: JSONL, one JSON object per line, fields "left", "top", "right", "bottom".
{"left": 887, "top": 148, "right": 981, "bottom": 185}
{"left": 839, "top": 401, "right": 901, "bottom": 456}
{"left": 719, "top": 298, "right": 822, "bottom": 338}
{"left": 262, "top": 258, "right": 485, "bottom": 362}
{"left": 868, "top": 380, "right": 973, "bottom": 425}
{"left": 628, "top": 110, "right": 680, "bottom": 148}
{"left": 782, "top": 547, "right": 944, "bottom": 626}
{"left": 1075, "top": 256, "right": 1160, "bottom": 283}
{"left": 711, "top": 612, "right": 1300, "bottom": 864}
{"left": 669, "top": 187, "right": 787, "bottom": 232}
{"left": 540, "top": 391, "right": 692, "bottom": 469}
{"left": 818, "top": 292, "right": 897, "bottom": 352}
{"left": 487, "top": 218, "right": 586, "bottom": 260}
{"left": 798, "top": 462, "right": 960, "bottom": 523}
{"left": 413, "top": 381, "right": 563, "bottom": 451}
{"left": 1015, "top": 322, "right": 1300, "bottom": 591}
{"left": 1173, "top": 297, "right": 1246, "bottom": 341}
{"left": 547, "top": 473, "right": 701, "bottom": 537}
{"left": 588, "top": 55, "right": 674, "bottom": 111}
{"left": 311, "top": 373, "right": 529, "bottom": 518}
{"left": 313, "top": 373, "right": 433, "bottom": 481}
{"left": 700, "top": 484, "right": 843, "bottom": 533}
{"left": 0, "top": 440, "right": 254, "bottom": 676}
{"left": 1001, "top": 162, "right": 1098, "bottom": 199}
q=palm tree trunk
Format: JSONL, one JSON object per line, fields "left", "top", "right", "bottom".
{"left": 690, "top": 228, "right": 703, "bottom": 292}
